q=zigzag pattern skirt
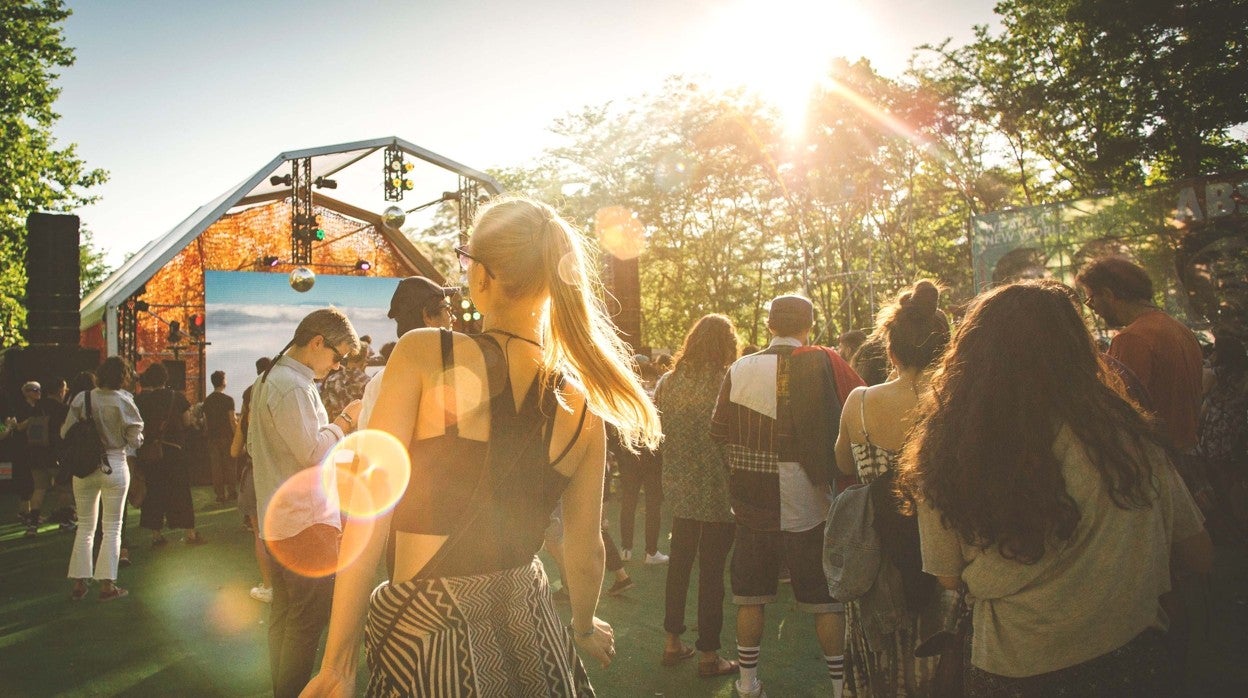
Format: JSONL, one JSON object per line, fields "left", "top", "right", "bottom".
{"left": 364, "top": 557, "right": 595, "bottom": 697}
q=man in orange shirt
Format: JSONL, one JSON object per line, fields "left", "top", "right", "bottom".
{"left": 1076, "top": 257, "right": 1204, "bottom": 452}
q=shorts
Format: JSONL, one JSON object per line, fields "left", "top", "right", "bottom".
{"left": 731, "top": 523, "right": 841, "bottom": 613}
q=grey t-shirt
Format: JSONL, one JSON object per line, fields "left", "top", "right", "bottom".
{"left": 918, "top": 426, "right": 1205, "bottom": 678}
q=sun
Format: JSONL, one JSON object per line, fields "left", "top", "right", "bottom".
{"left": 690, "top": 0, "right": 880, "bottom": 136}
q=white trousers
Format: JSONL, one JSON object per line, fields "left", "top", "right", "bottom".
{"left": 67, "top": 451, "right": 130, "bottom": 581}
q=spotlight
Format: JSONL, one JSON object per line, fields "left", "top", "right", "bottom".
{"left": 314, "top": 177, "right": 337, "bottom": 189}
{"left": 261, "top": 255, "right": 280, "bottom": 268}
{"left": 134, "top": 300, "right": 150, "bottom": 312}
{"left": 188, "top": 313, "right": 205, "bottom": 339}
{"left": 167, "top": 320, "right": 184, "bottom": 344}
{"left": 270, "top": 174, "right": 292, "bottom": 187}
{"left": 355, "top": 260, "right": 372, "bottom": 272}
{"left": 314, "top": 228, "right": 325, "bottom": 241}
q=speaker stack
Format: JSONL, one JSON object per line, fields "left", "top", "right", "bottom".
{"left": 25, "top": 212, "right": 82, "bottom": 347}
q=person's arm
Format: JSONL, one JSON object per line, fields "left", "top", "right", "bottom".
{"left": 834, "top": 387, "right": 864, "bottom": 477}
{"left": 1166, "top": 457, "right": 1214, "bottom": 576}
{"left": 559, "top": 406, "right": 615, "bottom": 668}
{"left": 708, "top": 369, "right": 734, "bottom": 444}
{"left": 302, "top": 333, "right": 427, "bottom": 697}
{"left": 121, "top": 394, "right": 145, "bottom": 453}
{"left": 60, "top": 394, "right": 84, "bottom": 438}
{"left": 272, "top": 387, "right": 345, "bottom": 470}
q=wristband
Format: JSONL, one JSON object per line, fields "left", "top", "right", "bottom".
{"left": 568, "top": 624, "right": 594, "bottom": 639}
{"left": 338, "top": 412, "right": 354, "bottom": 426}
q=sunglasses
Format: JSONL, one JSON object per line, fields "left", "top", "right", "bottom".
{"left": 325, "top": 340, "right": 346, "bottom": 365}
{"left": 455, "top": 245, "right": 495, "bottom": 279}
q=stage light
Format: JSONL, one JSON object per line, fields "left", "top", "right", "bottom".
{"left": 188, "top": 313, "right": 205, "bottom": 340}
{"left": 167, "top": 320, "right": 183, "bottom": 344}
{"left": 134, "top": 300, "right": 150, "bottom": 312}
{"left": 261, "top": 255, "right": 280, "bottom": 268}
{"left": 355, "top": 260, "right": 372, "bottom": 272}
{"left": 314, "top": 228, "right": 326, "bottom": 241}
{"left": 460, "top": 299, "right": 471, "bottom": 310}
{"left": 270, "top": 174, "right": 292, "bottom": 187}
{"left": 314, "top": 177, "right": 337, "bottom": 189}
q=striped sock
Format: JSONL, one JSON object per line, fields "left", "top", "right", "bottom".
{"left": 737, "top": 645, "right": 760, "bottom": 690}
{"left": 826, "top": 655, "right": 844, "bottom": 698}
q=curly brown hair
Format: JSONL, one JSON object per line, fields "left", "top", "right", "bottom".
{"left": 897, "top": 280, "right": 1164, "bottom": 563}
{"left": 671, "top": 314, "right": 739, "bottom": 372}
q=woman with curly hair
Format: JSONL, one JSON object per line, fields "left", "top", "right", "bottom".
{"left": 834, "top": 280, "right": 948, "bottom": 696}
{"left": 656, "top": 314, "right": 741, "bottom": 677}
{"left": 898, "top": 280, "right": 1212, "bottom": 696}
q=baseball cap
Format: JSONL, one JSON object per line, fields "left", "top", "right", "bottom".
{"left": 388, "top": 277, "right": 456, "bottom": 319}
{"left": 768, "top": 295, "right": 814, "bottom": 328}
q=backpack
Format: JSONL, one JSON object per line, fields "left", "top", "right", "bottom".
{"left": 823, "top": 482, "right": 881, "bottom": 602}
{"left": 64, "top": 391, "right": 107, "bottom": 478}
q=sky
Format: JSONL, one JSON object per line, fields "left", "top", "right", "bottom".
{"left": 53, "top": 0, "right": 1001, "bottom": 267}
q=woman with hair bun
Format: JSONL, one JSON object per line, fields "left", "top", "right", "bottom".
{"left": 833, "top": 280, "right": 949, "bottom": 696}
{"left": 899, "top": 280, "right": 1211, "bottom": 696}
{"left": 305, "top": 196, "right": 662, "bottom": 697}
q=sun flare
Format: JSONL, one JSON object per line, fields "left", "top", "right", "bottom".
{"left": 691, "top": 0, "right": 879, "bottom": 136}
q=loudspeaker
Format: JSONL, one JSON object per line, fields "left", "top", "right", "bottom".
{"left": 604, "top": 255, "right": 642, "bottom": 351}
{"left": 0, "top": 346, "right": 100, "bottom": 399}
{"left": 163, "top": 360, "right": 187, "bottom": 392}
{"left": 25, "top": 212, "right": 81, "bottom": 346}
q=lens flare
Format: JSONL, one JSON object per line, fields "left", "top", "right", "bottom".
{"left": 207, "top": 586, "right": 261, "bottom": 636}
{"left": 321, "top": 429, "right": 411, "bottom": 519}
{"left": 594, "top": 206, "right": 646, "bottom": 260}
{"left": 262, "top": 467, "right": 374, "bottom": 577}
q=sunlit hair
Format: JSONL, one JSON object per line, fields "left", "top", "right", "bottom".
{"left": 897, "top": 280, "right": 1164, "bottom": 563}
{"left": 470, "top": 196, "right": 661, "bottom": 449}
{"left": 671, "top": 314, "right": 739, "bottom": 372}
{"left": 263, "top": 308, "right": 360, "bottom": 382}
{"left": 1075, "top": 256, "right": 1153, "bottom": 303}
{"left": 96, "top": 356, "right": 132, "bottom": 390}
{"left": 875, "top": 280, "right": 950, "bottom": 371}
{"left": 140, "top": 362, "right": 169, "bottom": 389}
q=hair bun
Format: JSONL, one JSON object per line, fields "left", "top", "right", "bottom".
{"left": 900, "top": 279, "right": 940, "bottom": 318}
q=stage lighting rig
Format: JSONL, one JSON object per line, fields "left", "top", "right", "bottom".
{"left": 354, "top": 260, "right": 372, "bottom": 272}
{"left": 314, "top": 176, "right": 337, "bottom": 189}
{"left": 188, "top": 313, "right": 205, "bottom": 340}
{"left": 260, "top": 255, "right": 281, "bottom": 268}
{"left": 270, "top": 174, "right": 292, "bottom": 187}
{"left": 384, "top": 145, "right": 414, "bottom": 201}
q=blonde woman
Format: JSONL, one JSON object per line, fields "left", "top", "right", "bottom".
{"left": 304, "top": 196, "right": 662, "bottom": 697}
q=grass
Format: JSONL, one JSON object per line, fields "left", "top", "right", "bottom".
{"left": 1, "top": 485, "right": 1245, "bottom": 697}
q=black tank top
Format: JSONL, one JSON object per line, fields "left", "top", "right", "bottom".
{"left": 388, "top": 331, "right": 584, "bottom": 579}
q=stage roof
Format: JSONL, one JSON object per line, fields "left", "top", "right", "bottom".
{"left": 81, "top": 136, "right": 503, "bottom": 329}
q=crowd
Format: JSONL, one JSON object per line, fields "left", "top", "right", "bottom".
{"left": 2, "top": 195, "right": 1244, "bottom": 698}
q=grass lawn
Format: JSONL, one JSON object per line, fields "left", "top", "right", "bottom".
{"left": 1, "top": 484, "right": 1245, "bottom": 697}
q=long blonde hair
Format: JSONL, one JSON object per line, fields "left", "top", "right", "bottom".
{"left": 471, "top": 196, "right": 662, "bottom": 449}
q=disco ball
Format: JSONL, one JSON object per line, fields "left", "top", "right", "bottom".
{"left": 381, "top": 205, "right": 406, "bottom": 230}
{"left": 289, "top": 266, "right": 316, "bottom": 292}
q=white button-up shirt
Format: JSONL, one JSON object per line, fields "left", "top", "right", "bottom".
{"left": 247, "top": 356, "right": 344, "bottom": 541}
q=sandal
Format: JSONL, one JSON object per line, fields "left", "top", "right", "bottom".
{"left": 99, "top": 586, "right": 129, "bottom": 601}
{"left": 661, "top": 644, "right": 696, "bottom": 666}
{"left": 698, "top": 658, "right": 740, "bottom": 678}
{"left": 70, "top": 584, "right": 89, "bottom": 602}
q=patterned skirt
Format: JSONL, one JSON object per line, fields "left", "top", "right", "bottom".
{"left": 364, "top": 557, "right": 595, "bottom": 697}
{"left": 843, "top": 601, "right": 939, "bottom": 697}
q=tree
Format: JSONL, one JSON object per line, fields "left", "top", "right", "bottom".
{"left": 928, "top": 0, "right": 1248, "bottom": 194}
{"left": 0, "top": 1, "right": 108, "bottom": 345}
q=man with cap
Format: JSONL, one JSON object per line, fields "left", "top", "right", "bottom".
{"left": 357, "top": 277, "right": 455, "bottom": 429}
{"left": 6, "top": 381, "right": 69, "bottom": 536}
{"left": 710, "top": 295, "right": 864, "bottom": 698}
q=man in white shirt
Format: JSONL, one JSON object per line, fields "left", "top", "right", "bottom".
{"left": 247, "top": 308, "right": 362, "bottom": 698}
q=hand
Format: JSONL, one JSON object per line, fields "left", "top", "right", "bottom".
{"left": 342, "top": 400, "right": 363, "bottom": 423}
{"left": 572, "top": 616, "right": 615, "bottom": 668}
{"left": 300, "top": 669, "right": 354, "bottom": 698}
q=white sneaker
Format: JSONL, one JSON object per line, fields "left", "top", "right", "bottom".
{"left": 619, "top": 550, "right": 632, "bottom": 562}
{"left": 249, "top": 585, "right": 273, "bottom": 603}
{"left": 734, "top": 679, "right": 766, "bottom": 697}
{"left": 644, "top": 551, "right": 669, "bottom": 565}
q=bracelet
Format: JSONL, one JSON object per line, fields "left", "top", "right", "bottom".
{"left": 568, "top": 624, "right": 594, "bottom": 639}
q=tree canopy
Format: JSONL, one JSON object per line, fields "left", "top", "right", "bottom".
{"left": 0, "top": 0, "right": 108, "bottom": 345}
